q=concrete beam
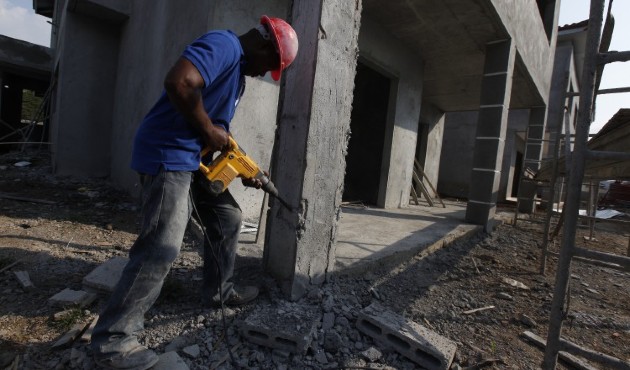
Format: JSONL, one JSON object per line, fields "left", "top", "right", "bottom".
{"left": 67, "top": 0, "right": 131, "bottom": 23}
{"left": 264, "top": 0, "right": 362, "bottom": 300}
{"left": 466, "top": 39, "right": 516, "bottom": 231}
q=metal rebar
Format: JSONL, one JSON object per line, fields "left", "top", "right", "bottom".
{"left": 542, "top": 0, "right": 607, "bottom": 368}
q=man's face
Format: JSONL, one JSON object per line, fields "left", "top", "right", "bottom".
{"left": 244, "top": 41, "right": 280, "bottom": 78}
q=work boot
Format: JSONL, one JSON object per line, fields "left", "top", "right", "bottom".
{"left": 94, "top": 344, "right": 159, "bottom": 370}
{"left": 222, "top": 285, "right": 259, "bottom": 306}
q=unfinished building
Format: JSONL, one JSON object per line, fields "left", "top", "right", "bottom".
{"left": 35, "top": 0, "right": 560, "bottom": 298}
{"left": 0, "top": 35, "right": 52, "bottom": 151}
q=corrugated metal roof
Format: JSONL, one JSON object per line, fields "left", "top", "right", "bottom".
{"left": 559, "top": 20, "right": 588, "bottom": 31}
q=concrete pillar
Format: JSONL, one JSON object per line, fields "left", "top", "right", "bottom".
{"left": 263, "top": 0, "right": 362, "bottom": 300}
{"left": 465, "top": 39, "right": 515, "bottom": 231}
{"left": 517, "top": 106, "right": 547, "bottom": 213}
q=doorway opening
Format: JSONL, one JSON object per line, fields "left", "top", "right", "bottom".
{"left": 343, "top": 61, "right": 391, "bottom": 206}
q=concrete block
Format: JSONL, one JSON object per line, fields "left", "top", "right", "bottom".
{"left": 13, "top": 270, "right": 34, "bottom": 289}
{"left": 356, "top": 302, "right": 456, "bottom": 370}
{"left": 240, "top": 302, "right": 320, "bottom": 353}
{"left": 153, "top": 351, "right": 189, "bottom": 370}
{"left": 82, "top": 256, "right": 128, "bottom": 294}
{"left": 48, "top": 288, "right": 96, "bottom": 308}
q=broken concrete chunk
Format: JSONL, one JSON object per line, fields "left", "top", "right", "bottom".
{"left": 182, "top": 344, "right": 200, "bottom": 358}
{"left": 82, "top": 256, "right": 129, "bottom": 294}
{"left": 51, "top": 322, "right": 89, "bottom": 349}
{"left": 165, "top": 336, "right": 187, "bottom": 352}
{"left": 361, "top": 346, "right": 383, "bottom": 362}
{"left": 357, "top": 302, "right": 456, "bottom": 370}
{"left": 49, "top": 288, "right": 96, "bottom": 308}
{"left": 80, "top": 315, "right": 99, "bottom": 343}
{"left": 153, "top": 351, "right": 189, "bottom": 370}
{"left": 13, "top": 271, "right": 34, "bottom": 289}
{"left": 322, "top": 312, "right": 335, "bottom": 331}
{"left": 501, "top": 277, "right": 529, "bottom": 290}
{"left": 240, "top": 302, "right": 320, "bottom": 353}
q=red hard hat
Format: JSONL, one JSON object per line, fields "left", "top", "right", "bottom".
{"left": 261, "top": 15, "right": 299, "bottom": 81}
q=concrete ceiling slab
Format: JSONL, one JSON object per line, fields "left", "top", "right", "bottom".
{"left": 363, "top": 0, "right": 546, "bottom": 111}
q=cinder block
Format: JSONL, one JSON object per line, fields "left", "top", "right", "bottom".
{"left": 83, "top": 256, "right": 128, "bottom": 294}
{"left": 357, "top": 302, "right": 456, "bottom": 370}
{"left": 240, "top": 302, "right": 320, "bottom": 353}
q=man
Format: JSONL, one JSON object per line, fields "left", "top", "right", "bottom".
{"left": 91, "top": 16, "right": 298, "bottom": 370}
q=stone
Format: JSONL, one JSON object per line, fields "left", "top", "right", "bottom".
{"left": 182, "top": 344, "right": 200, "bottom": 358}
{"left": 519, "top": 314, "right": 537, "bottom": 328}
{"left": 13, "top": 271, "right": 34, "bottom": 289}
{"left": 360, "top": 346, "right": 382, "bottom": 362}
{"left": 49, "top": 289, "right": 96, "bottom": 308}
{"left": 322, "top": 312, "right": 335, "bottom": 331}
{"left": 82, "top": 257, "right": 129, "bottom": 294}
{"left": 314, "top": 351, "right": 328, "bottom": 364}
{"left": 495, "top": 292, "right": 514, "bottom": 300}
{"left": 323, "top": 331, "right": 342, "bottom": 353}
{"left": 153, "top": 351, "right": 189, "bottom": 370}
{"left": 165, "top": 336, "right": 187, "bottom": 352}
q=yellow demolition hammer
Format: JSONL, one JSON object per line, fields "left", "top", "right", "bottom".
{"left": 198, "top": 137, "right": 293, "bottom": 211}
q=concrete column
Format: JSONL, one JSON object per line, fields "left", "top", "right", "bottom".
{"left": 465, "top": 39, "right": 515, "bottom": 231}
{"left": 263, "top": 0, "right": 362, "bottom": 300}
{"left": 517, "top": 106, "right": 547, "bottom": 213}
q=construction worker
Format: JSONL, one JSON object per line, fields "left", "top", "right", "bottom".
{"left": 91, "top": 16, "right": 298, "bottom": 370}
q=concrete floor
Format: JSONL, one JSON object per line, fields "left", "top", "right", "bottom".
{"left": 333, "top": 199, "right": 482, "bottom": 274}
{"left": 241, "top": 199, "right": 500, "bottom": 276}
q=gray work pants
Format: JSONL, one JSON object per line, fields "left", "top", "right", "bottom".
{"left": 91, "top": 169, "right": 241, "bottom": 355}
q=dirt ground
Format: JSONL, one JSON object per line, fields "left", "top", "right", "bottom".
{"left": 1, "top": 149, "right": 629, "bottom": 370}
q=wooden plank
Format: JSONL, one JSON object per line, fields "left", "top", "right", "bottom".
{"left": 414, "top": 159, "right": 446, "bottom": 208}
{"left": 560, "top": 338, "right": 630, "bottom": 369}
{"left": 410, "top": 183, "right": 420, "bottom": 205}
{"left": 520, "top": 331, "right": 598, "bottom": 370}
{"left": 412, "top": 170, "right": 434, "bottom": 207}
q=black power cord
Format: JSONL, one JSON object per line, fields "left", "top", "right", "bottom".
{"left": 189, "top": 189, "right": 239, "bottom": 369}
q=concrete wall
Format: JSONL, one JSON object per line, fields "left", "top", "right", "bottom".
{"left": 357, "top": 17, "right": 424, "bottom": 209}
{"left": 51, "top": 7, "right": 120, "bottom": 177}
{"left": 439, "top": 109, "right": 529, "bottom": 201}
{"left": 51, "top": 0, "right": 288, "bottom": 221}
{"left": 210, "top": 0, "right": 288, "bottom": 221}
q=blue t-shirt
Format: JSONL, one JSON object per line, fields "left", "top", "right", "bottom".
{"left": 131, "top": 30, "right": 245, "bottom": 175}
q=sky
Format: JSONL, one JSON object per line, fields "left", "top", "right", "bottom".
{"left": 559, "top": 0, "right": 629, "bottom": 133}
{"left": 0, "top": 0, "right": 628, "bottom": 134}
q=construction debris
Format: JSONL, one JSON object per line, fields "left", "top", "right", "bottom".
{"left": 240, "top": 302, "right": 320, "bottom": 353}
{"left": 13, "top": 270, "right": 34, "bottom": 289}
{"left": 153, "top": 351, "right": 190, "bottom": 370}
{"left": 82, "top": 256, "right": 128, "bottom": 294}
{"left": 48, "top": 288, "right": 96, "bottom": 308}
{"left": 357, "top": 302, "right": 456, "bottom": 370}
{"left": 51, "top": 322, "right": 90, "bottom": 349}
